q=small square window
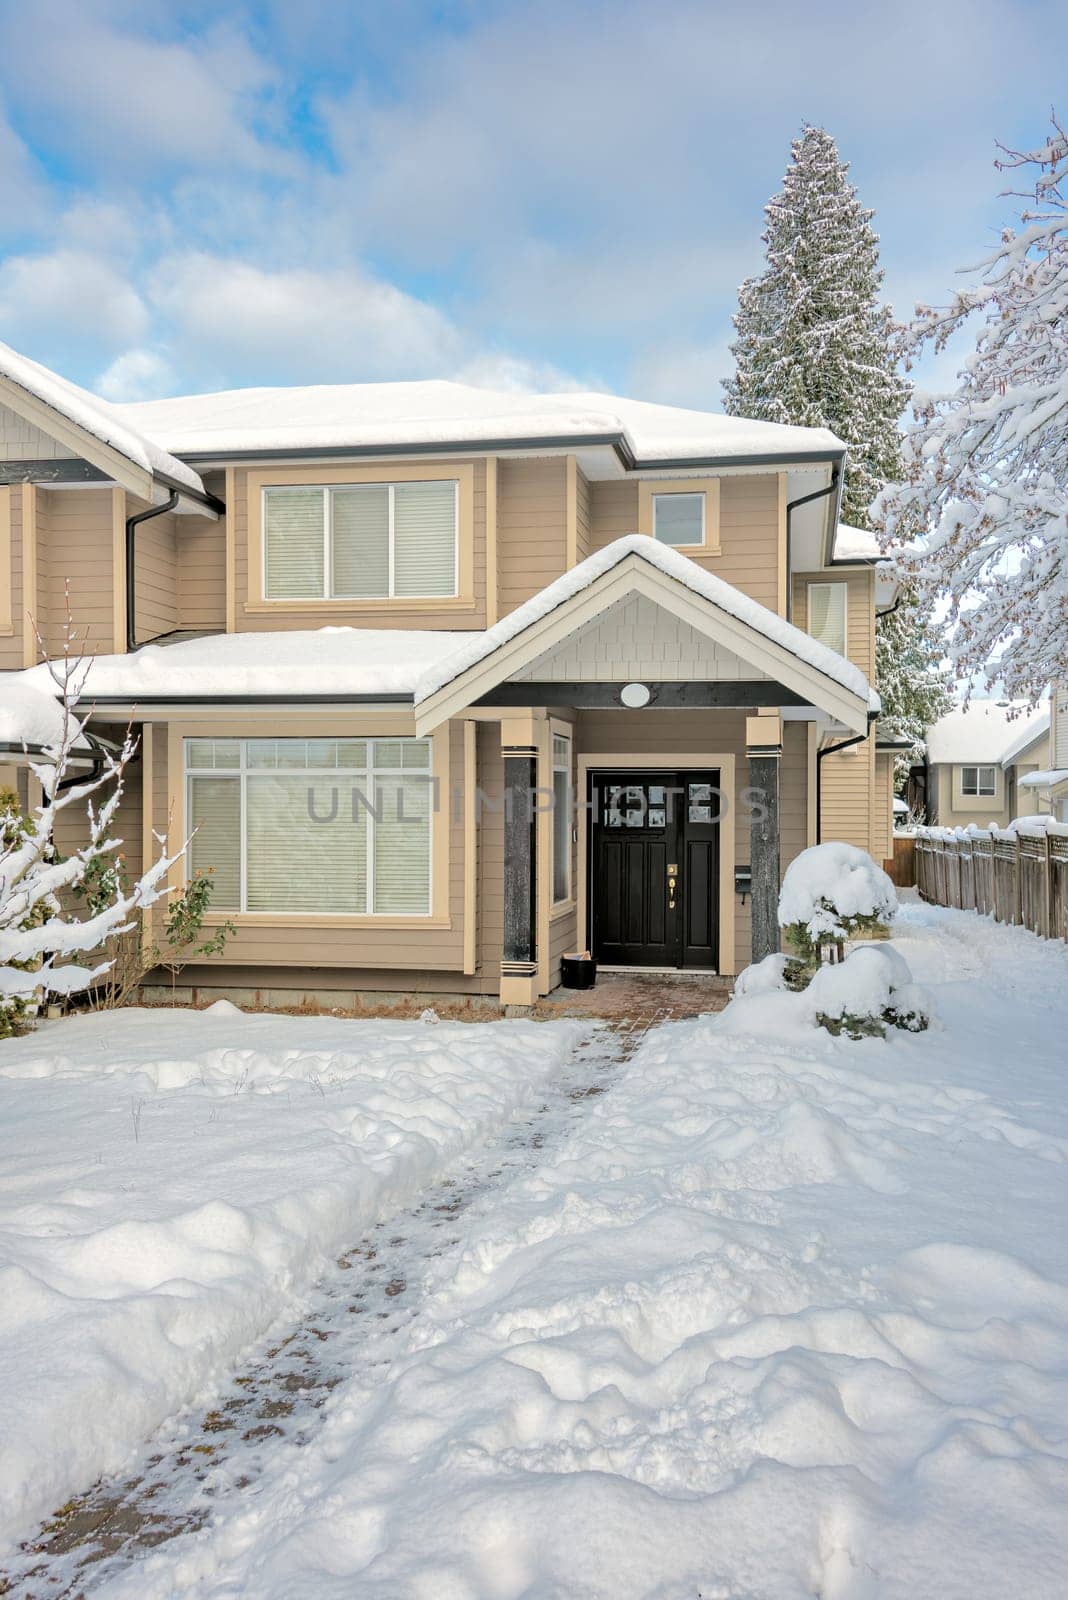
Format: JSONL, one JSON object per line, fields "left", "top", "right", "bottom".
{"left": 653, "top": 492, "right": 704, "bottom": 547}
{"left": 961, "top": 765, "right": 997, "bottom": 797}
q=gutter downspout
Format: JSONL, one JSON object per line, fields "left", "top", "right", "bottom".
{"left": 815, "top": 711, "right": 878, "bottom": 843}
{"left": 785, "top": 467, "right": 839, "bottom": 622}
{"left": 126, "top": 491, "right": 178, "bottom": 652}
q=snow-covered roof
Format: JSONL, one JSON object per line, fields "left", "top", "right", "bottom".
{"left": 1019, "top": 769, "right": 1068, "bottom": 791}
{"left": 414, "top": 535, "right": 875, "bottom": 710}
{"left": 925, "top": 702, "right": 1048, "bottom": 766}
{"left": 18, "top": 628, "right": 475, "bottom": 702}
{"left": 832, "top": 523, "right": 882, "bottom": 561}
{"left": 0, "top": 678, "right": 85, "bottom": 750}
{"left": 1000, "top": 711, "right": 1050, "bottom": 769}
{"left": 0, "top": 340, "right": 205, "bottom": 497}
{"left": 113, "top": 382, "right": 845, "bottom": 465}
{"left": 893, "top": 796, "right": 909, "bottom": 815}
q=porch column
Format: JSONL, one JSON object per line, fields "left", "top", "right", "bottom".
{"left": 500, "top": 714, "right": 538, "bottom": 1009}
{"left": 747, "top": 710, "right": 783, "bottom": 965}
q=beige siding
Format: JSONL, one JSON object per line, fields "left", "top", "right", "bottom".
{"left": 127, "top": 497, "right": 178, "bottom": 642}
{"left": 575, "top": 466, "right": 591, "bottom": 563}
{"left": 231, "top": 460, "right": 488, "bottom": 632}
{"left": 36, "top": 488, "right": 115, "bottom": 657}
{"left": 930, "top": 761, "right": 1014, "bottom": 830}
{"left": 590, "top": 474, "right": 781, "bottom": 612}
{"left": 0, "top": 486, "right": 23, "bottom": 668}
{"left": 874, "top": 752, "right": 894, "bottom": 862}
{"left": 0, "top": 403, "right": 75, "bottom": 460}
{"left": 497, "top": 458, "right": 567, "bottom": 616}
{"left": 793, "top": 567, "right": 876, "bottom": 678}
{"left": 177, "top": 516, "right": 226, "bottom": 631}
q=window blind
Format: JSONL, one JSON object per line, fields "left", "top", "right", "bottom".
{"left": 333, "top": 486, "right": 389, "bottom": 599}
{"left": 187, "top": 776, "right": 241, "bottom": 908}
{"left": 246, "top": 774, "right": 368, "bottom": 913}
{"left": 807, "top": 583, "right": 848, "bottom": 657}
{"left": 264, "top": 489, "right": 324, "bottom": 598}
{"left": 552, "top": 734, "right": 570, "bottom": 903}
{"left": 653, "top": 492, "right": 704, "bottom": 547}
{"left": 394, "top": 481, "right": 457, "bottom": 597}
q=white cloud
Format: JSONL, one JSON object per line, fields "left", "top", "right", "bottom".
{"left": 0, "top": 248, "right": 147, "bottom": 348}
{"left": 96, "top": 347, "right": 176, "bottom": 401}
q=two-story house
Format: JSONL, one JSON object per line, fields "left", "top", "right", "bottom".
{"left": 0, "top": 339, "right": 896, "bottom": 1009}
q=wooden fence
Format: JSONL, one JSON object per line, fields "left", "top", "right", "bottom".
{"left": 915, "top": 824, "right": 1068, "bottom": 940}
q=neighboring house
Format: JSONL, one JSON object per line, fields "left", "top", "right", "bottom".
{"left": 0, "top": 339, "right": 895, "bottom": 1008}
{"left": 923, "top": 701, "right": 1051, "bottom": 828}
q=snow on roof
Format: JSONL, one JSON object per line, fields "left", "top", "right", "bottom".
{"left": 1000, "top": 710, "right": 1050, "bottom": 769}
{"left": 18, "top": 628, "right": 476, "bottom": 702}
{"left": 832, "top": 523, "right": 882, "bottom": 561}
{"left": 1019, "top": 769, "right": 1068, "bottom": 790}
{"left": 925, "top": 702, "right": 1048, "bottom": 766}
{"left": 0, "top": 340, "right": 205, "bottom": 497}
{"left": 0, "top": 677, "right": 81, "bottom": 750}
{"left": 113, "top": 382, "right": 845, "bottom": 465}
{"left": 414, "top": 535, "right": 875, "bottom": 710}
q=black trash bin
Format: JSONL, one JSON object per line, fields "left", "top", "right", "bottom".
{"left": 561, "top": 953, "right": 597, "bottom": 990}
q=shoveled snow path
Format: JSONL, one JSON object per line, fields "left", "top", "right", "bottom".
{"left": 69, "top": 903, "right": 1068, "bottom": 1600}
{"left": 0, "top": 1019, "right": 644, "bottom": 1598}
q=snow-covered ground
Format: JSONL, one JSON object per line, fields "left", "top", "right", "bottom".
{"left": 45, "top": 901, "right": 1065, "bottom": 1600}
{"left": 0, "top": 1005, "right": 587, "bottom": 1546}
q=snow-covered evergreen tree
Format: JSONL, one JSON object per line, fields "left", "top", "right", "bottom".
{"left": 724, "top": 124, "right": 948, "bottom": 758}
{"left": 0, "top": 656, "right": 174, "bottom": 1015}
{"left": 723, "top": 123, "right": 908, "bottom": 524}
{"left": 873, "top": 118, "right": 1068, "bottom": 702}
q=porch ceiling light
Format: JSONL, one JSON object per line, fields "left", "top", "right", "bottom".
{"left": 620, "top": 682, "right": 651, "bottom": 708}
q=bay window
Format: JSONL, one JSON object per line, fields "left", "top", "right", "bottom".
{"left": 264, "top": 479, "right": 459, "bottom": 601}
{"left": 186, "top": 737, "right": 433, "bottom": 915}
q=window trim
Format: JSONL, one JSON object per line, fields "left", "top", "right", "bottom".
{"left": 168, "top": 718, "right": 452, "bottom": 930}
{"left": 637, "top": 478, "right": 721, "bottom": 554}
{"left": 245, "top": 462, "right": 476, "bottom": 615}
{"left": 551, "top": 728, "right": 572, "bottom": 906}
{"left": 806, "top": 580, "right": 849, "bottom": 658}
{"left": 960, "top": 764, "right": 998, "bottom": 798}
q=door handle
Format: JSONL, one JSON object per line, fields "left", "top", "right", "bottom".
{"left": 667, "top": 867, "right": 678, "bottom": 909}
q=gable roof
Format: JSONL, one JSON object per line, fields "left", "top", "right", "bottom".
{"left": 0, "top": 340, "right": 205, "bottom": 499}
{"left": 1000, "top": 711, "right": 1051, "bottom": 769}
{"left": 926, "top": 701, "right": 1048, "bottom": 766}
{"left": 112, "top": 382, "right": 845, "bottom": 467}
{"left": 413, "top": 535, "right": 875, "bottom": 734}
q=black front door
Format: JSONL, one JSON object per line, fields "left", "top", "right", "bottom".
{"left": 590, "top": 771, "right": 720, "bottom": 969}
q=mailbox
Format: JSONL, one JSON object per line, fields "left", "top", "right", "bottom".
{"left": 734, "top": 864, "right": 752, "bottom": 899}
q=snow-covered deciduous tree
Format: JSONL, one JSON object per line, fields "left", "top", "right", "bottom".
{"left": 873, "top": 118, "right": 1068, "bottom": 702}
{"left": 0, "top": 654, "right": 174, "bottom": 1016}
{"left": 723, "top": 123, "right": 909, "bottom": 527}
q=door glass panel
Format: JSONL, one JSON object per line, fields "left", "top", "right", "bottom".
{"left": 689, "top": 782, "right": 713, "bottom": 824}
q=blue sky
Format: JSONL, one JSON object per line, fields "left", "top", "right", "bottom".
{"left": 0, "top": 0, "right": 1060, "bottom": 406}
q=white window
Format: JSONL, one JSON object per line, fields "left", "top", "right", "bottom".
{"left": 186, "top": 738, "right": 433, "bottom": 915}
{"left": 264, "top": 480, "right": 458, "bottom": 601}
{"left": 653, "top": 491, "right": 705, "bottom": 548}
{"left": 807, "top": 582, "right": 848, "bottom": 657}
{"left": 552, "top": 733, "right": 571, "bottom": 904}
{"left": 961, "top": 765, "right": 997, "bottom": 797}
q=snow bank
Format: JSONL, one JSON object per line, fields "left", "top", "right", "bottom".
{"left": 105, "top": 904, "right": 1068, "bottom": 1598}
{"left": 0, "top": 677, "right": 69, "bottom": 750}
{"left": 0, "top": 1006, "right": 586, "bottom": 1545}
{"left": 779, "top": 840, "right": 898, "bottom": 941}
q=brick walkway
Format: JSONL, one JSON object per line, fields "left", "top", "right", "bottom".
{"left": 534, "top": 970, "right": 732, "bottom": 1024}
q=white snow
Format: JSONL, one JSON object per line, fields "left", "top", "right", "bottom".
{"left": 0, "top": 677, "right": 71, "bottom": 749}
{"left": 82, "top": 904, "right": 1068, "bottom": 1598}
{"left": 1000, "top": 709, "right": 1050, "bottom": 768}
{"left": 778, "top": 840, "right": 898, "bottom": 939}
{"left": 1019, "top": 768, "right": 1068, "bottom": 789}
{"left": 112, "top": 380, "right": 845, "bottom": 464}
{"left": 415, "top": 534, "right": 875, "bottom": 710}
{"left": 0, "top": 1006, "right": 585, "bottom": 1544}
{"left": 832, "top": 521, "right": 882, "bottom": 561}
{"left": 0, "top": 339, "right": 205, "bottom": 497}
{"left": 925, "top": 699, "right": 1048, "bottom": 765}
{"left": 17, "top": 627, "right": 476, "bottom": 701}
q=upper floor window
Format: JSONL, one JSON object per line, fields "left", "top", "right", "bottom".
{"left": 961, "top": 765, "right": 997, "bottom": 797}
{"left": 807, "top": 581, "right": 848, "bottom": 658}
{"left": 653, "top": 491, "right": 704, "bottom": 548}
{"left": 264, "top": 480, "right": 458, "bottom": 601}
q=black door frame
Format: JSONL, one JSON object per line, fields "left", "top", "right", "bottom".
{"left": 587, "top": 767, "right": 721, "bottom": 971}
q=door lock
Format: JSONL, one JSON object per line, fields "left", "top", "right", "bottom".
{"left": 667, "top": 867, "right": 678, "bottom": 910}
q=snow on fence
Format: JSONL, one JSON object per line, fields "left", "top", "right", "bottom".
{"left": 915, "top": 822, "right": 1068, "bottom": 940}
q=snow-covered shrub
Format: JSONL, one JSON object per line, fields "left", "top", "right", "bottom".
{"left": 779, "top": 841, "right": 898, "bottom": 968}
{"left": 807, "top": 945, "right": 932, "bottom": 1039}
{"left": 732, "top": 952, "right": 789, "bottom": 997}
